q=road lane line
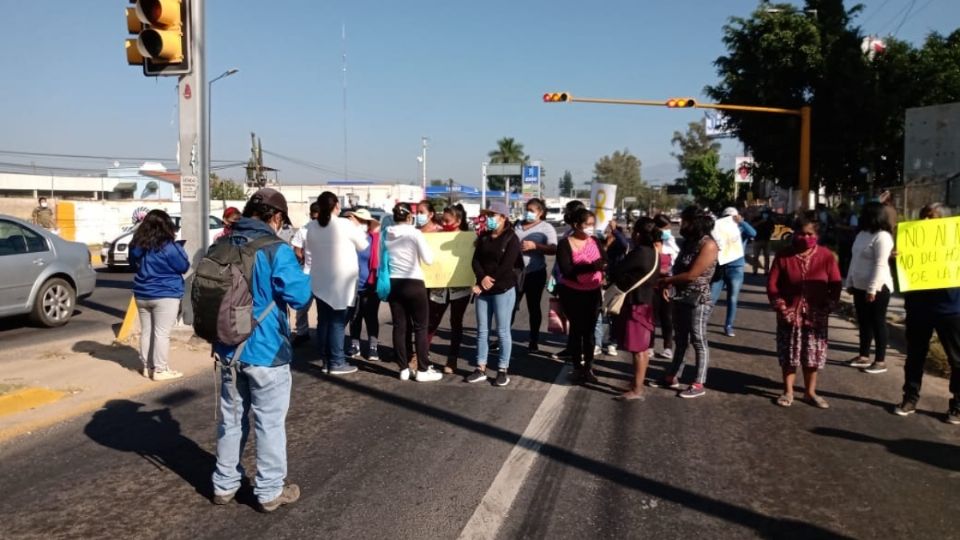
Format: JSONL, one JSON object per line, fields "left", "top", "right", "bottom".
{"left": 459, "top": 365, "right": 572, "bottom": 540}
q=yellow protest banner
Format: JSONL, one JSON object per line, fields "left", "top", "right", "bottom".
{"left": 896, "top": 216, "right": 960, "bottom": 292}
{"left": 421, "top": 231, "right": 477, "bottom": 288}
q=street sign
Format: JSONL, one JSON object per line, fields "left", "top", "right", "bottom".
{"left": 522, "top": 165, "right": 540, "bottom": 184}
{"left": 735, "top": 156, "right": 754, "bottom": 184}
{"left": 181, "top": 175, "right": 198, "bottom": 201}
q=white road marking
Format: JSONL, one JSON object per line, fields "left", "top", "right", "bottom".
{"left": 458, "top": 365, "right": 573, "bottom": 540}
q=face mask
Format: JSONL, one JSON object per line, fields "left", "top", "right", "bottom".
{"left": 40, "top": 202, "right": 48, "bottom": 208}
{"left": 442, "top": 222, "right": 459, "bottom": 232}
{"left": 661, "top": 229, "right": 672, "bottom": 240}
{"left": 525, "top": 211, "right": 537, "bottom": 222}
{"left": 793, "top": 234, "right": 818, "bottom": 250}
{"left": 581, "top": 226, "right": 596, "bottom": 237}
{"left": 485, "top": 216, "right": 499, "bottom": 231}
{"left": 415, "top": 214, "right": 428, "bottom": 227}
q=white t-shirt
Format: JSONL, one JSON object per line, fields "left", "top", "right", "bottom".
{"left": 384, "top": 224, "right": 433, "bottom": 280}
{"left": 845, "top": 230, "right": 894, "bottom": 294}
{"left": 291, "top": 225, "right": 311, "bottom": 274}
{"left": 305, "top": 217, "right": 369, "bottom": 309}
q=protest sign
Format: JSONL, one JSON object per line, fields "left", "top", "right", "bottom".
{"left": 590, "top": 182, "right": 617, "bottom": 232}
{"left": 420, "top": 231, "right": 477, "bottom": 288}
{"left": 712, "top": 216, "right": 744, "bottom": 266}
{"left": 895, "top": 216, "right": 960, "bottom": 292}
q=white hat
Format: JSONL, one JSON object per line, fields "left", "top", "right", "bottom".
{"left": 722, "top": 207, "right": 739, "bottom": 217}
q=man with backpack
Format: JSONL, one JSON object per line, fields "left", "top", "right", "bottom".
{"left": 196, "top": 188, "right": 311, "bottom": 512}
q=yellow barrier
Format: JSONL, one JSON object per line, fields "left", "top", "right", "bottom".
{"left": 116, "top": 296, "right": 139, "bottom": 343}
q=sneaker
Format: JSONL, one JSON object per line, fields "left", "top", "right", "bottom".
{"left": 648, "top": 376, "right": 680, "bottom": 390}
{"left": 212, "top": 490, "right": 237, "bottom": 505}
{"left": 593, "top": 346, "right": 602, "bottom": 356}
{"left": 494, "top": 370, "right": 510, "bottom": 387}
{"left": 368, "top": 347, "right": 380, "bottom": 362}
{"left": 893, "top": 398, "right": 917, "bottom": 416}
{"left": 551, "top": 349, "right": 571, "bottom": 361}
{"left": 414, "top": 366, "right": 443, "bottom": 382}
{"left": 724, "top": 326, "right": 736, "bottom": 337}
{"left": 465, "top": 368, "right": 487, "bottom": 384}
{"left": 862, "top": 362, "right": 887, "bottom": 374}
{"left": 658, "top": 348, "right": 674, "bottom": 360}
{"left": 398, "top": 368, "right": 411, "bottom": 381}
{"left": 259, "top": 484, "right": 300, "bottom": 513}
{"left": 679, "top": 384, "right": 706, "bottom": 399}
{"left": 327, "top": 364, "right": 359, "bottom": 375}
{"left": 606, "top": 344, "right": 617, "bottom": 356}
{"left": 346, "top": 344, "right": 361, "bottom": 359}
{"left": 848, "top": 356, "right": 872, "bottom": 368}
{"left": 152, "top": 370, "right": 183, "bottom": 381}
{"left": 947, "top": 407, "right": 960, "bottom": 425}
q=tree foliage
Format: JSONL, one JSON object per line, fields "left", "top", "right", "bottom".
{"left": 707, "top": 0, "right": 960, "bottom": 194}
{"left": 210, "top": 173, "right": 246, "bottom": 201}
{"left": 593, "top": 149, "right": 644, "bottom": 205}
{"left": 670, "top": 122, "right": 733, "bottom": 209}
{"left": 487, "top": 137, "right": 529, "bottom": 192}
{"left": 558, "top": 170, "right": 575, "bottom": 197}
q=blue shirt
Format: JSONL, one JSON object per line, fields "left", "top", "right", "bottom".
{"left": 130, "top": 241, "right": 190, "bottom": 300}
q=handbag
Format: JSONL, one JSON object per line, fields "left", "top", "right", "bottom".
{"left": 602, "top": 247, "right": 660, "bottom": 316}
{"left": 547, "top": 296, "right": 568, "bottom": 334}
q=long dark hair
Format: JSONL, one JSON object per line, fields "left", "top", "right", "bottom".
{"left": 632, "top": 216, "right": 662, "bottom": 248}
{"left": 570, "top": 207, "right": 595, "bottom": 229}
{"left": 858, "top": 201, "right": 892, "bottom": 234}
{"left": 680, "top": 205, "right": 714, "bottom": 243}
{"left": 130, "top": 209, "right": 177, "bottom": 251}
{"left": 316, "top": 191, "right": 339, "bottom": 227}
{"left": 443, "top": 204, "right": 469, "bottom": 231}
{"left": 563, "top": 200, "right": 586, "bottom": 226}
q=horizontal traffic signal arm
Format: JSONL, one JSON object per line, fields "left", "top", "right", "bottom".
{"left": 542, "top": 92, "right": 802, "bottom": 116}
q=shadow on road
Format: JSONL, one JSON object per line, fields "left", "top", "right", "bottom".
{"left": 811, "top": 427, "right": 960, "bottom": 472}
{"left": 73, "top": 340, "right": 141, "bottom": 372}
{"left": 78, "top": 299, "right": 127, "bottom": 319}
{"left": 293, "top": 360, "right": 853, "bottom": 539}
{"left": 84, "top": 398, "right": 215, "bottom": 499}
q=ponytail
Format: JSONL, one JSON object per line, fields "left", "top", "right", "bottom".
{"left": 316, "top": 191, "right": 339, "bottom": 227}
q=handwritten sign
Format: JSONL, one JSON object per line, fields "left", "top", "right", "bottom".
{"left": 712, "top": 216, "right": 745, "bottom": 266}
{"left": 590, "top": 182, "right": 617, "bottom": 232}
{"left": 896, "top": 216, "right": 960, "bottom": 292}
{"left": 421, "top": 231, "right": 477, "bottom": 288}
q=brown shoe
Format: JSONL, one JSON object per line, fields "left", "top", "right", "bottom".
{"left": 259, "top": 484, "right": 300, "bottom": 513}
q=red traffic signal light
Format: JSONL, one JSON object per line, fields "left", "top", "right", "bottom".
{"left": 543, "top": 92, "right": 570, "bottom": 103}
{"left": 666, "top": 98, "right": 696, "bottom": 108}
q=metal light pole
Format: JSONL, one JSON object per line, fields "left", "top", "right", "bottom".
{"left": 206, "top": 68, "right": 238, "bottom": 203}
{"left": 419, "top": 136, "right": 429, "bottom": 196}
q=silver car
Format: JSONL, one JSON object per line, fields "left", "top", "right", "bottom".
{"left": 0, "top": 215, "right": 97, "bottom": 327}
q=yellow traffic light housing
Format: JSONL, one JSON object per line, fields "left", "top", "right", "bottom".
{"left": 125, "top": 0, "right": 192, "bottom": 76}
{"left": 543, "top": 92, "right": 571, "bottom": 103}
{"left": 666, "top": 98, "right": 697, "bottom": 108}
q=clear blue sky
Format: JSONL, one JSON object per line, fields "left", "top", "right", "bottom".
{"left": 1, "top": 1, "right": 957, "bottom": 193}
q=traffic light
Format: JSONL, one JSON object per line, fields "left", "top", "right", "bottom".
{"left": 666, "top": 97, "right": 696, "bottom": 108}
{"left": 543, "top": 92, "right": 571, "bottom": 103}
{"left": 125, "top": 0, "right": 192, "bottom": 76}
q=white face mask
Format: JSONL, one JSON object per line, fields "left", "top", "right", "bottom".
{"left": 40, "top": 202, "right": 48, "bottom": 208}
{"left": 581, "top": 226, "right": 596, "bottom": 236}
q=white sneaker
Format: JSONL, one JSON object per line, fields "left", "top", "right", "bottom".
{"left": 593, "top": 346, "right": 602, "bottom": 356}
{"left": 399, "top": 368, "right": 411, "bottom": 381}
{"left": 152, "top": 370, "right": 183, "bottom": 381}
{"left": 658, "top": 349, "right": 674, "bottom": 360}
{"left": 414, "top": 367, "right": 443, "bottom": 382}
{"left": 606, "top": 345, "right": 617, "bottom": 356}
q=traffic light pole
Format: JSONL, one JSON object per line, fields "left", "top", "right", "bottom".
{"left": 552, "top": 95, "right": 813, "bottom": 210}
{"left": 176, "top": 0, "right": 206, "bottom": 324}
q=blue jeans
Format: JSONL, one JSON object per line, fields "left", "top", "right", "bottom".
{"left": 710, "top": 263, "right": 744, "bottom": 330}
{"left": 316, "top": 297, "right": 349, "bottom": 369}
{"left": 212, "top": 363, "right": 292, "bottom": 504}
{"left": 594, "top": 313, "right": 606, "bottom": 349}
{"left": 476, "top": 288, "right": 516, "bottom": 370}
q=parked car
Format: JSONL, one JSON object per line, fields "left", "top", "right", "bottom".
{"left": 101, "top": 213, "right": 225, "bottom": 269}
{"left": 545, "top": 207, "right": 563, "bottom": 224}
{"left": 0, "top": 215, "right": 97, "bottom": 327}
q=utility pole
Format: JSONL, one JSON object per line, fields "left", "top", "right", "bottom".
{"left": 177, "top": 0, "right": 207, "bottom": 260}
{"left": 420, "top": 136, "right": 428, "bottom": 197}
{"left": 481, "top": 162, "right": 488, "bottom": 210}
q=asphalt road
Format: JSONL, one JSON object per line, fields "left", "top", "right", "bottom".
{"left": 1, "top": 274, "right": 958, "bottom": 539}
{"left": 0, "top": 268, "right": 133, "bottom": 353}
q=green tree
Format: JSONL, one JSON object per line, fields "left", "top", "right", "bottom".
{"left": 487, "top": 137, "right": 528, "bottom": 192}
{"left": 593, "top": 149, "right": 644, "bottom": 205}
{"left": 671, "top": 122, "right": 733, "bottom": 208}
{"left": 210, "top": 173, "right": 246, "bottom": 201}
{"left": 558, "top": 170, "right": 575, "bottom": 197}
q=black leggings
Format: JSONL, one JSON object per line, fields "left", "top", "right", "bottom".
{"left": 513, "top": 268, "right": 548, "bottom": 346}
{"left": 654, "top": 292, "right": 674, "bottom": 351}
{"left": 349, "top": 288, "right": 380, "bottom": 340}
{"left": 428, "top": 295, "right": 470, "bottom": 360}
{"left": 852, "top": 286, "right": 891, "bottom": 363}
{"left": 559, "top": 286, "right": 602, "bottom": 371}
{"left": 388, "top": 279, "right": 430, "bottom": 372}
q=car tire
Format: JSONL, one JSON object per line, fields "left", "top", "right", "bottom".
{"left": 30, "top": 277, "right": 76, "bottom": 328}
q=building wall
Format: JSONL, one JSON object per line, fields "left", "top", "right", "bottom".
{"left": 904, "top": 102, "right": 960, "bottom": 216}
{"left": 0, "top": 172, "right": 176, "bottom": 201}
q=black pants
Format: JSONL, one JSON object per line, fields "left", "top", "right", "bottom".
{"left": 349, "top": 288, "right": 380, "bottom": 340}
{"left": 513, "top": 268, "right": 548, "bottom": 346}
{"left": 559, "top": 286, "right": 601, "bottom": 371}
{"left": 904, "top": 313, "right": 960, "bottom": 402}
{"left": 388, "top": 279, "right": 430, "bottom": 372}
{"left": 653, "top": 291, "right": 674, "bottom": 351}
{"left": 428, "top": 295, "right": 470, "bottom": 360}
{"left": 852, "top": 286, "right": 891, "bottom": 363}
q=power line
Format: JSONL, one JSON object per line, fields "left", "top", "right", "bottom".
{"left": 0, "top": 149, "right": 241, "bottom": 164}
{"left": 891, "top": 0, "right": 919, "bottom": 36}
{"left": 876, "top": 0, "right": 915, "bottom": 35}
{"left": 860, "top": 0, "right": 892, "bottom": 26}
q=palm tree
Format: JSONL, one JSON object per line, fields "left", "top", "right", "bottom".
{"left": 487, "top": 137, "right": 529, "bottom": 192}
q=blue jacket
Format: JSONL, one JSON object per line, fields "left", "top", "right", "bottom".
{"left": 130, "top": 241, "right": 190, "bottom": 300}
{"left": 213, "top": 218, "right": 312, "bottom": 367}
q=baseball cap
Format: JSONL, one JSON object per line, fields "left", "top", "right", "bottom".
{"left": 722, "top": 207, "right": 739, "bottom": 217}
{"left": 249, "top": 188, "right": 291, "bottom": 225}
{"left": 483, "top": 201, "right": 511, "bottom": 218}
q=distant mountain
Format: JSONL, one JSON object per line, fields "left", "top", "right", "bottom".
{"left": 643, "top": 162, "right": 681, "bottom": 186}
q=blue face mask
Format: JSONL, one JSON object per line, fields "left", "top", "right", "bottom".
{"left": 661, "top": 229, "right": 672, "bottom": 240}
{"left": 525, "top": 211, "right": 537, "bottom": 222}
{"left": 415, "top": 214, "right": 428, "bottom": 227}
{"left": 486, "top": 216, "right": 499, "bottom": 231}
